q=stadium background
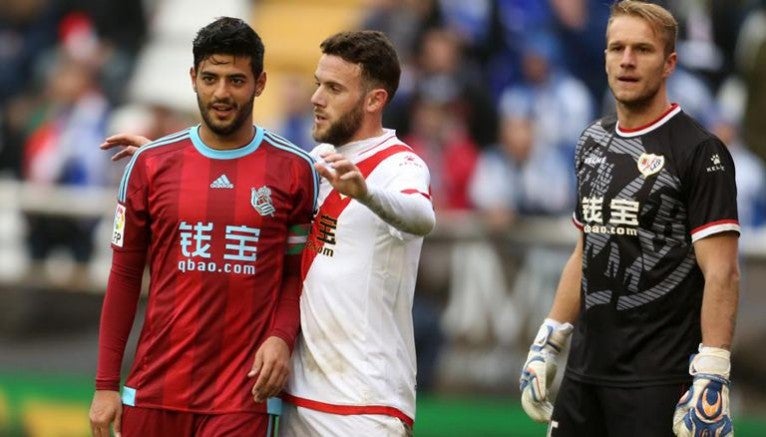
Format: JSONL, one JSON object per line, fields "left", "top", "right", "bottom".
{"left": 2, "top": 0, "right": 766, "bottom": 435}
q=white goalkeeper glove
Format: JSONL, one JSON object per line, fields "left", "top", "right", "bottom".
{"left": 672, "top": 344, "right": 733, "bottom": 437}
{"left": 519, "top": 318, "right": 573, "bottom": 423}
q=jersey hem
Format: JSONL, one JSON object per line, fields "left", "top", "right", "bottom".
{"left": 123, "top": 402, "right": 268, "bottom": 415}
{"left": 282, "top": 393, "right": 414, "bottom": 427}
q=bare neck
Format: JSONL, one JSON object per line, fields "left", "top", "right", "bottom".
{"left": 615, "top": 93, "right": 673, "bottom": 131}
{"left": 198, "top": 123, "right": 255, "bottom": 150}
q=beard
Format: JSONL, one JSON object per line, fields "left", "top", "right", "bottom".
{"left": 197, "top": 93, "right": 255, "bottom": 137}
{"left": 312, "top": 98, "right": 364, "bottom": 146}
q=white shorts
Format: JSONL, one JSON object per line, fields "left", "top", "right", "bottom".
{"left": 279, "top": 403, "right": 412, "bottom": 437}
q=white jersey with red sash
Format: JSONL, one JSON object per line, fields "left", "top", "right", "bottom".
{"left": 284, "top": 130, "right": 431, "bottom": 427}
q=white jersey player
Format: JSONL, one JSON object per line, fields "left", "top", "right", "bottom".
{"left": 283, "top": 130, "right": 433, "bottom": 435}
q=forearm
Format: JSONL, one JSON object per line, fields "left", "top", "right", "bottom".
{"left": 548, "top": 236, "right": 583, "bottom": 324}
{"left": 267, "top": 254, "right": 302, "bottom": 351}
{"left": 694, "top": 233, "right": 740, "bottom": 351}
{"left": 359, "top": 184, "right": 435, "bottom": 236}
{"left": 701, "top": 273, "right": 739, "bottom": 350}
{"left": 95, "top": 250, "right": 145, "bottom": 390}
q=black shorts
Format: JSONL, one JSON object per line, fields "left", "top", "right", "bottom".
{"left": 549, "top": 375, "right": 689, "bottom": 437}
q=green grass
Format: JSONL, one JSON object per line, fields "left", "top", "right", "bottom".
{"left": 0, "top": 373, "right": 764, "bottom": 436}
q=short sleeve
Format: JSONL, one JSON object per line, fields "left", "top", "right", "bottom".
{"left": 683, "top": 138, "right": 740, "bottom": 242}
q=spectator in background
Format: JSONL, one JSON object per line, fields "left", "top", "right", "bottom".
{"left": 405, "top": 80, "right": 478, "bottom": 211}
{"left": 498, "top": 31, "right": 594, "bottom": 160}
{"left": 469, "top": 109, "right": 574, "bottom": 230}
{"left": 735, "top": 0, "right": 766, "bottom": 164}
{"left": 709, "top": 111, "right": 766, "bottom": 232}
{"left": 273, "top": 72, "right": 315, "bottom": 152}
{"left": 394, "top": 26, "right": 496, "bottom": 149}
{"left": 549, "top": 0, "right": 612, "bottom": 113}
{"left": 22, "top": 49, "right": 111, "bottom": 277}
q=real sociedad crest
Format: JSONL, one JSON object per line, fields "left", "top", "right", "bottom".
{"left": 251, "top": 186, "right": 276, "bottom": 217}
{"left": 637, "top": 153, "right": 664, "bottom": 177}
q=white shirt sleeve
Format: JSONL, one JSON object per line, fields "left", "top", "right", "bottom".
{"left": 358, "top": 151, "right": 434, "bottom": 237}
{"left": 360, "top": 184, "right": 435, "bottom": 236}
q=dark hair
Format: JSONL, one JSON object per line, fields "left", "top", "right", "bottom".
{"left": 320, "top": 30, "right": 401, "bottom": 104}
{"left": 192, "top": 17, "right": 265, "bottom": 77}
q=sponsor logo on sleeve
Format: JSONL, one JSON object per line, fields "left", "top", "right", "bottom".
{"left": 112, "top": 204, "right": 126, "bottom": 247}
{"left": 706, "top": 153, "right": 725, "bottom": 173}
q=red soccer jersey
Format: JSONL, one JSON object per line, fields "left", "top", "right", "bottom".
{"left": 96, "top": 126, "right": 317, "bottom": 414}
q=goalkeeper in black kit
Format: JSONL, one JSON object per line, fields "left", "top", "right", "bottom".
{"left": 519, "top": 2, "right": 740, "bottom": 437}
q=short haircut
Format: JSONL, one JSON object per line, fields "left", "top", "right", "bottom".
{"left": 608, "top": 1, "right": 678, "bottom": 56}
{"left": 192, "top": 17, "right": 265, "bottom": 77}
{"left": 319, "top": 30, "right": 401, "bottom": 104}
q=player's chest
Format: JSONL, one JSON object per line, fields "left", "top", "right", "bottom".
{"left": 147, "top": 159, "right": 293, "bottom": 228}
{"left": 577, "top": 136, "right": 684, "bottom": 228}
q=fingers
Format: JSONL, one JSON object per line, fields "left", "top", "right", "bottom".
{"left": 110, "top": 148, "right": 135, "bottom": 162}
{"left": 114, "top": 405, "right": 122, "bottom": 437}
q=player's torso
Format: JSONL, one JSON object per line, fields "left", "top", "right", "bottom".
{"left": 290, "top": 139, "right": 422, "bottom": 415}
{"left": 568, "top": 110, "right": 705, "bottom": 385}
{"left": 126, "top": 127, "right": 312, "bottom": 412}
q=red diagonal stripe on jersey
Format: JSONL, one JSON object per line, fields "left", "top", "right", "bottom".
{"left": 282, "top": 393, "right": 414, "bottom": 427}
{"left": 301, "top": 144, "right": 412, "bottom": 277}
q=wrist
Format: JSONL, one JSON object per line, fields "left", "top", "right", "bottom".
{"left": 691, "top": 343, "right": 731, "bottom": 379}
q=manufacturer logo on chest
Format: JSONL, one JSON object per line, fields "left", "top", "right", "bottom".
{"left": 637, "top": 153, "right": 665, "bottom": 177}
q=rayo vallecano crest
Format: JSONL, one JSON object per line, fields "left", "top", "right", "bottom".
{"left": 637, "top": 153, "right": 665, "bottom": 177}
{"left": 251, "top": 186, "right": 275, "bottom": 217}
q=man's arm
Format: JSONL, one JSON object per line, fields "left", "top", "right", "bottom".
{"left": 693, "top": 232, "right": 740, "bottom": 350}
{"left": 519, "top": 234, "right": 582, "bottom": 423}
{"left": 548, "top": 233, "right": 584, "bottom": 324}
{"left": 316, "top": 151, "right": 435, "bottom": 236}
{"left": 249, "top": 248, "right": 303, "bottom": 402}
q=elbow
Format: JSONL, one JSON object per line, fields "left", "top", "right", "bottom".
{"left": 410, "top": 209, "right": 435, "bottom": 236}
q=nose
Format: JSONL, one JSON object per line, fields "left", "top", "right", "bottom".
{"left": 310, "top": 87, "right": 324, "bottom": 107}
{"left": 213, "top": 80, "right": 230, "bottom": 100}
{"left": 620, "top": 48, "right": 636, "bottom": 68}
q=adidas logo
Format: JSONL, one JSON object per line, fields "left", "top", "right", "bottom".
{"left": 210, "top": 174, "right": 234, "bottom": 189}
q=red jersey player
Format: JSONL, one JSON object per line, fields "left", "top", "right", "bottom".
{"left": 89, "top": 17, "right": 317, "bottom": 437}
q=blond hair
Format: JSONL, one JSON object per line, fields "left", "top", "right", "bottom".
{"left": 608, "top": 1, "right": 678, "bottom": 55}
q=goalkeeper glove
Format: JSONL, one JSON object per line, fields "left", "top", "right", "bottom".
{"left": 519, "top": 318, "right": 573, "bottom": 423}
{"left": 672, "top": 344, "right": 733, "bottom": 437}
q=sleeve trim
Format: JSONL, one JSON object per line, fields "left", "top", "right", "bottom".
{"left": 691, "top": 220, "right": 741, "bottom": 243}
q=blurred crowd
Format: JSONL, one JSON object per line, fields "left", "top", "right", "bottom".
{"left": 2, "top": 0, "right": 766, "bottom": 394}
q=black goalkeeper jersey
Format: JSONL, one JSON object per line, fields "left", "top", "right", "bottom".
{"left": 565, "top": 105, "right": 740, "bottom": 387}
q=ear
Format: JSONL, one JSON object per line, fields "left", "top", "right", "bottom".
{"left": 254, "top": 71, "right": 267, "bottom": 97}
{"left": 190, "top": 66, "right": 197, "bottom": 93}
{"left": 663, "top": 52, "right": 677, "bottom": 78}
{"left": 366, "top": 88, "right": 388, "bottom": 113}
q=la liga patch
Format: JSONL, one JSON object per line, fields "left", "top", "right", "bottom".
{"left": 112, "top": 204, "right": 126, "bottom": 247}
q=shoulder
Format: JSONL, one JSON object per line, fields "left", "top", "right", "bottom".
{"left": 261, "top": 130, "right": 316, "bottom": 168}
{"left": 379, "top": 141, "right": 428, "bottom": 170}
{"left": 134, "top": 128, "right": 193, "bottom": 161}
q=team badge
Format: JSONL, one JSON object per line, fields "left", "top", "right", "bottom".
{"left": 112, "top": 204, "right": 126, "bottom": 247}
{"left": 637, "top": 153, "right": 665, "bottom": 177}
{"left": 251, "top": 186, "right": 276, "bottom": 217}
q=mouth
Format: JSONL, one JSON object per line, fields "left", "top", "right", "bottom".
{"left": 211, "top": 103, "right": 235, "bottom": 118}
{"left": 617, "top": 75, "right": 639, "bottom": 84}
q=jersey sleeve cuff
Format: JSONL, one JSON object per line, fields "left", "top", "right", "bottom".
{"left": 691, "top": 220, "right": 740, "bottom": 243}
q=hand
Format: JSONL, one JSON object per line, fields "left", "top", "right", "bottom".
{"left": 89, "top": 390, "right": 122, "bottom": 437}
{"left": 314, "top": 152, "right": 368, "bottom": 200}
{"left": 673, "top": 345, "right": 733, "bottom": 437}
{"left": 519, "top": 319, "right": 573, "bottom": 423}
{"left": 248, "top": 336, "right": 291, "bottom": 403}
{"left": 100, "top": 133, "right": 152, "bottom": 161}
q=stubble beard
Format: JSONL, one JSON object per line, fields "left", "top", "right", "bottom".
{"left": 198, "top": 93, "right": 255, "bottom": 137}
{"left": 312, "top": 99, "right": 364, "bottom": 146}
